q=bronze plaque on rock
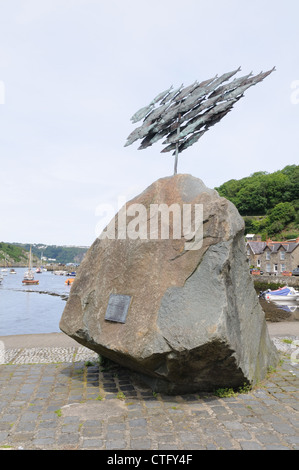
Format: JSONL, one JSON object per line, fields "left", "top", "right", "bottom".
{"left": 105, "top": 294, "right": 131, "bottom": 323}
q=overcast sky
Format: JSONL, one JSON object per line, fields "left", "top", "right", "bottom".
{"left": 0, "top": 0, "right": 298, "bottom": 246}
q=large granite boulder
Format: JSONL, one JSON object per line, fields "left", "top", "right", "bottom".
{"left": 60, "top": 174, "right": 278, "bottom": 394}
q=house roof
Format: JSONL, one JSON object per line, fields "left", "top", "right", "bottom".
{"left": 246, "top": 240, "right": 298, "bottom": 254}
{"left": 247, "top": 241, "right": 266, "bottom": 254}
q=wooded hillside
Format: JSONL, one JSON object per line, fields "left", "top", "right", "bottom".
{"left": 215, "top": 165, "right": 299, "bottom": 240}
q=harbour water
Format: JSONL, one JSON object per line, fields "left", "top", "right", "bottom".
{"left": 1, "top": 268, "right": 298, "bottom": 337}
{"left": 0, "top": 268, "right": 72, "bottom": 336}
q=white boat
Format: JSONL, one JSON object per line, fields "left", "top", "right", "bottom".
{"left": 1, "top": 256, "right": 8, "bottom": 274}
{"left": 22, "top": 246, "right": 39, "bottom": 285}
{"left": 261, "top": 286, "right": 299, "bottom": 302}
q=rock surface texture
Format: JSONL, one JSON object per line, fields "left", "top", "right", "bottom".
{"left": 60, "top": 174, "right": 278, "bottom": 394}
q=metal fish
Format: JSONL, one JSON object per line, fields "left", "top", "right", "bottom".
{"left": 205, "top": 106, "right": 233, "bottom": 129}
{"left": 151, "top": 102, "right": 181, "bottom": 133}
{"left": 191, "top": 94, "right": 222, "bottom": 115}
{"left": 241, "top": 67, "right": 276, "bottom": 87}
{"left": 222, "top": 83, "right": 253, "bottom": 101}
{"left": 143, "top": 102, "right": 171, "bottom": 123}
{"left": 174, "top": 81, "right": 199, "bottom": 102}
{"left": 160, "top": 141, "right": 178, "bottom": 153}
{"left": 161, "top": 126, "right": 180, "bottom": 145}
{"left": 124, "top": 126, "right": 143, "bottom": 146}
{"left": 170, "top": 99, "right": 237, "bottom": 143}
{"left": 160, "top": 84, "right": 184, "bottom": 104}
{"left": 177, "top": 100, "right": 205, "bottom": 124}
{"left": 130, "top": 85, "right": 175, "bottom": 123}
{"left": 197, "top": 75, "right": 218, "bottom": 88}
{"left": 137, "top": 121, "right": 157, "bottom": 140}
{"left": 125, "top": 119, "right": 158, "bottom": 146}
{"left": 130, "top": 103, "right": 155, "bottom": 123}
{"left": 178, "top": 77, "right": 217, "bottom": 113}
{"left": 204, "top": 67, "right": 241, "bottom": 95}
{"left": 151, "top": 85, "right": 173, "bottom": 105}
{"left": 207, "top": 98, "right": 238, "bottom": 116}
{"left": 138, "top": 132, "right": 156, "bottom": 150}
{"left": 150, "top": 127, "right": 171, "bottom": 143}
{"left": 166, "top": 114, "right": 206, "bottom": 143}
{"left": 208, "top": 72, "right": 253, "bottom": 99}
{"left": 178, "top": 129, "right": 206, "bottom": 153}
{"left": 138, "top": 127, "right": 170, "bottom": 149}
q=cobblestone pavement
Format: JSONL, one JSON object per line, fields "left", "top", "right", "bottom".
{"left": 0, "top": 339, "right": 298, "bottom": 451}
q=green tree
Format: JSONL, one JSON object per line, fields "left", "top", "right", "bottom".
{"left": 235, "top": 182, "right": 267, "bottom": 215}
{"left": 267, "top": 202, "right": 296, "bottom": 235}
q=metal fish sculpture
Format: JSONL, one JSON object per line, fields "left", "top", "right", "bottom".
{"left": 125, "top": 66, "right": 275, "bottom": 174}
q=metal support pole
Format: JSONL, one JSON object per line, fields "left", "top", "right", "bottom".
{"left": 174, "top": 114, "right": 181, "bottom": 175}
{"left": 174, "top": 145, "right": 178, "bottom": 175}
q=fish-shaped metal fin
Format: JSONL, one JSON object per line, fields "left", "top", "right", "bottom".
{"left": 174, "top": 81, "right": 199, "bottom": 102}
{"left": 130, "top": 104, "right": 155, "bottom": 123}
{"left": 178, "top": 129, "right": 207, "bottom": 153}
{"left": 151, "top": 86, "right": 173, "bottom": 105}
{"left": 160, "top": 84, "right": 184, "bottom": 104}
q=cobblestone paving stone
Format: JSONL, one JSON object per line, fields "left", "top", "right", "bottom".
{"left": 0, "top": 343, "right": 298, "bottom": 451}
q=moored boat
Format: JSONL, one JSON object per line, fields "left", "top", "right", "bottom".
{"left": 260, "top": 286, "right": 299, "bottom": 302}
{"left": 22, "top": 246, "right": 39, "bottom": 285}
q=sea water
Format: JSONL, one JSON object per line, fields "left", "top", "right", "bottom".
{"left": 0, "top": 268, "right": 72, "bottom": 336}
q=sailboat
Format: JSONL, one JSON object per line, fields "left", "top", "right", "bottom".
{"left": 1, "top": 256, "right": 8, "bottom": 275}
{"left": 22, "top": 246, "right": 39, "bottom": 285}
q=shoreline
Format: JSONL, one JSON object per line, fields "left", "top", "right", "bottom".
{"left": 1, "top": 321, "right": 299, "bottom": 350}
{"left": 0, "top": 331, "right": 80, "bottom": 349}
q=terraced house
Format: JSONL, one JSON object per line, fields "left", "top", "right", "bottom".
{"left": 246, "top": 238, "right": 299, "bottom": 274}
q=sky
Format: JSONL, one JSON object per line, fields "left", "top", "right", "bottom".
{"left": 0, "top": 0, "right": 298, "bottom": 247}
